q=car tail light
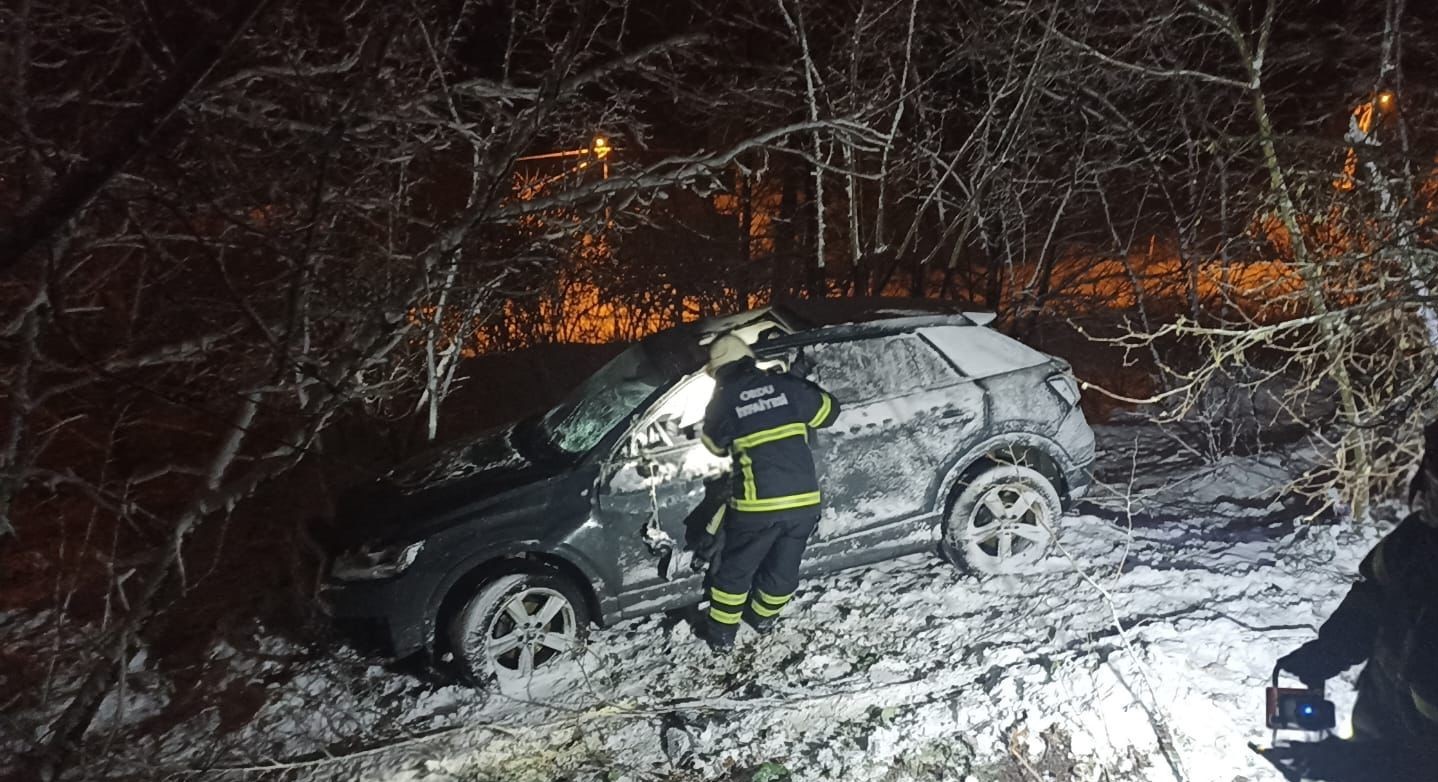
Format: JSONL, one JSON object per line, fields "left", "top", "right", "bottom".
{"left": 1046, "top": 373, "right": 1080, "bottom": 408}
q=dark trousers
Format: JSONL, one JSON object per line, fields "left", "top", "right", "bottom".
{"left": 1256, "top": 738, "right": 1430, "bottom": 781}
{"left": 706, "top": 509, "right": 819, "bottom": 639}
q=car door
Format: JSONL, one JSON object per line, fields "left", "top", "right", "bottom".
{"left": 595, "top": 372, "right": 727, "bottom": 610}
{"left": 801, "top": 332, "right": 983, "bottom": 548}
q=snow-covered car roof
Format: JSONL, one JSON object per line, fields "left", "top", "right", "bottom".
{"left": 691, "top": 298, "right": 991, "bottom": 339}
{"left": 653, "top": 298, "right": 997, "bottom": 373}
{"left": 771, "top": 297, "right": 986, "bottom": 329}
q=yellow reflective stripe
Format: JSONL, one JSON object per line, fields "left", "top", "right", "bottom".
{"left": 1413, "top": 689, "right": 1438, "bottom": 724}
{"left": 705, "top": 505, "right": 726, "bottom": 535}
{"left": 731, "top": 424, "right": 810, "bottom": 505}
{"left": 701, "top": 432, "right": 727, "bottom": 456}
{"left": 751, "top": 589, "right": 792, "bottom": 617}
{"left": 809, "top": 393, "right": 833, "bottom": 428}
{"left": 709, "top": 587, "right": 748, "bottom": 606}
{"left": 732, "top": 492, "right": 821, "bottom": 512}
{"left": 750, "top": 600, "right": 784, "bottom": 618}
{"left": 709, "top": 606, "right": 743, "bottom": 624}
{"left": 733, "top": 422, "right": 808, "bottom": 450}
{"left": 756, "top": 589, "right": 792, "bottom": 606}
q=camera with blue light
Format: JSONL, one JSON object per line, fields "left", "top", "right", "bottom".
{"left": 1266, "top": 686, "right": 1337, "bottom": 731}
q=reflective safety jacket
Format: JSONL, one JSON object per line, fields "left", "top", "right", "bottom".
{"left": 701, "top": 357, "right": 840, "bottom": 514}
{"left": 1315, "top": 512, "right": 1438, "bottom": 749}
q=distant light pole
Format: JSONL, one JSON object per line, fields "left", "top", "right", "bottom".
{"left": 516, "top": 135, "right": 612, "bottom": 179}
{"left": 592, "top": 136, "right": 611, "bottom": 180}
{"left": 512, "top": 136, "right": 614, "bottom": 200}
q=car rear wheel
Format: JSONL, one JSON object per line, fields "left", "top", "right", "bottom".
{"left": 447, "top": 571, "right": 590, "bottom": 684}
{"left": 942, "top": 464, "right": 1062, "bottom": 574}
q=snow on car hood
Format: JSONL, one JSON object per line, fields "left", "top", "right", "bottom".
{"left": 384, "top": 426, "right": 531, "bottom": 493}
{"left": 333, "top": 425, "right": 560, "bottom": 542}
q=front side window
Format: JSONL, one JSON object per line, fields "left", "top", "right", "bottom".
{"left": 643, "top": 373, "right": 714, "bottom": 434}
{"left": 609, "top": 370, "right": 728, "bottom": 490}
{"left": 624, "top": 372, "right": 717, "bottom": 457}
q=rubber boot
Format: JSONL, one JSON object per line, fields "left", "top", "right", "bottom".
{"left": 745, "top": 610, "right": 778, "bottom": 636}
{"left": 705, "top": 619, "right": 737, "bottom": 654}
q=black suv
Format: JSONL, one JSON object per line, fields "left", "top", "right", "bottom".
{"left": 322, "top": 300, "right": 1095, "bottom": 681}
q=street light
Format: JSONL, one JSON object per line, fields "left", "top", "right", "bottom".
{"left": 511, "top": 134, "right": 613, "bottom": 196}
{"left": 514, "top": 135, "right": 615, "bottom": 162}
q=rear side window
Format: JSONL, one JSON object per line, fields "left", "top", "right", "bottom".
{"left": 920, "top": 325, "right": 1049, "bottom": 378}
{"left": 803, "top": 333, "right": 962, "bottom": 404}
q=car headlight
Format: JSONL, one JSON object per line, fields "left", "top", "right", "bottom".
{"left": 330, "top": 541, "right": 425, "bottom": 582}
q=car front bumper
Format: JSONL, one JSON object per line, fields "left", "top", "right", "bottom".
{"left": 320, "top": 572, "right": 434, "bottom": 659}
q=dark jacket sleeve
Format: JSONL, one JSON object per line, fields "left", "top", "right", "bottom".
{"left": 1400, "top": 515, "right": 1438, "bottom": 721}
{"left": 702, "top": 385, "right": 734, "bottom": 456}
{"left": 1406, "top": 604, "right": 1438, "bottom": 723}
{"left": 788, "top": 374, "right": 840, "bottom": 430}
{"left": 1313, "top": 537, "right": 1388, "bottom": 669}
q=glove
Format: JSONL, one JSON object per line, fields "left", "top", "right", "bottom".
{"left": 691, "top": 533, "right": 718, "bottom": 571}
{"left": 790, "top": 351, "right": 814, "bottom": 378}
{"left": 1277, "top": 641, "right": 1342, "bottom": 688}
{"left": 690, "top": 530, "right": 721, "bottom": 572}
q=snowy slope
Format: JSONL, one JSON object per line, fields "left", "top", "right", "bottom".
{"left": 4, "top": 417, "right": 1394, "bottom": 781}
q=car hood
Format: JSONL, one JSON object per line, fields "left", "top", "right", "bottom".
{"left": 332, "top": 425, "right": 566, "bottom": 544}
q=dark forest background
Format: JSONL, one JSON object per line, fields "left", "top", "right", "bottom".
{"left": 4, "top": 0, "right": 1438, "bottom": 777}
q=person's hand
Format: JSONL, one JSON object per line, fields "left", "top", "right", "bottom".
{"left": 790, "top": 351, "right": 814, "bottom": 378}
{"left": 690, "top": 506, "right": 725, "bottom": 571}
{"left": 1277, "top": 641, "right": 1340, "bottom": 688}
{"left": 691, "top": 530, "right": 719, "bottom": 571}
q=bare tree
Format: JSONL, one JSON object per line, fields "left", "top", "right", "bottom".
{"left": 1056, "top": 0, "right": 1438, "bottom": 516}
{"left": 0, "top": 1, "right": 868, "bottom": 776}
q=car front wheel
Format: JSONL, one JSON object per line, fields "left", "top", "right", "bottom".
{"left": 447, "top": 571, "right": 590, "bottom": 684}
{"left": 942, "top": 464, "right": 1062, "bottom": 574}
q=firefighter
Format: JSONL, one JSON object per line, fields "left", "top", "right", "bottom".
{"left": 1274, "top": 421, "right": 1438, "bottom": 780}
{"left": 694, "top": 334, "right": 840, "bottom": 652}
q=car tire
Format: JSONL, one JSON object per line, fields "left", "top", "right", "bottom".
{"left": 942, "top": 464, "right": 1062, "bottom": 575}
{"left": 447, "top": 571, "right": 591, "bottom": 685}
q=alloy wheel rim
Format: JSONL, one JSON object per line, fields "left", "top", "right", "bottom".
{"left": 963, "top": 481, "right": 1052, "bottom": 568}
{"left": 484, "top": 587, "right": 577, "bottom": 676}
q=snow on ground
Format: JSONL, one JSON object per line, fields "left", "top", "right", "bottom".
{"left": 3, "top": 417, "right": 1399, "bottom": 781}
